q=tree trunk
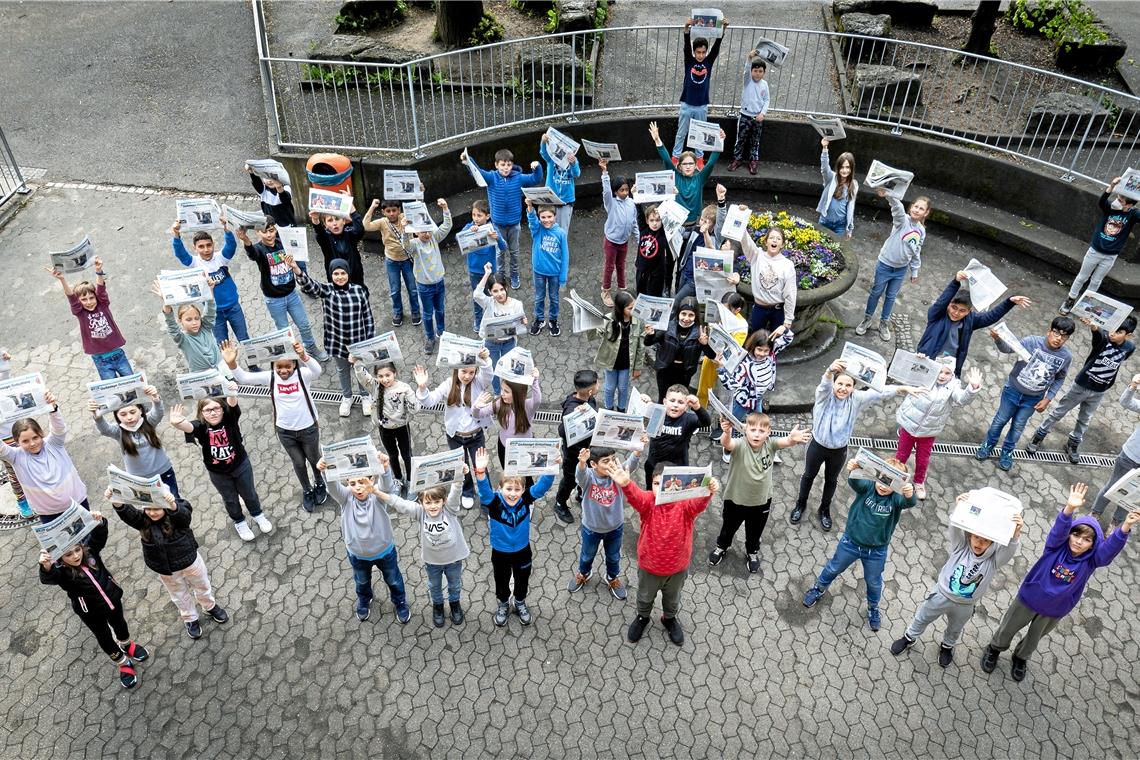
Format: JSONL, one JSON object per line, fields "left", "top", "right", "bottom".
{"left": 962, "top": 0, "right": 1002, "bottom": 56}
{"left": 435, "top": 0, "right": 484, "bottom": 48}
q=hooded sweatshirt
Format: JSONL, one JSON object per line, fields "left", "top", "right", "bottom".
{"left": 331, "top": 469, "right": 398, "bottom": 560}
{"left": 540, "top": 141, "right": 581, "bottom": 204}
{"left": 877, "top": 196, "right": 924, "bottom": 277}
{"left": 527, "top": 209, "right": 569, "bottom": 284}
{"left": 935, "top": 523, "right": 1019, "bottom": 605}
{"left": 1017, "top": 511, "right": 1129, "bottom": 618}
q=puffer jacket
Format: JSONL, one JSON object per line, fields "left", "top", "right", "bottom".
{"left": 645, "top": 321, "right": 716, "bottom": 373}
{"left": 895, "top": 377, "right": 978, "bottom": 438}
{"left": 112, "top": 499, "right": 199, "bottom": 575}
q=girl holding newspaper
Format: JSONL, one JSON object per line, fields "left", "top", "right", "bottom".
{"left": 91, "top": 385, "right": 182, "bottom": 499}
{"left": 352, "top": 360, "right": 419, "bottom": 496}
{"left": 152, "top": 280, "right": 224, "bottom": 373}
{"left": 473, "top": 367, "right": 542, "bottom": 489}
{"left": 591, "top": 290, "right": 646, "bottom": 411}
{"left": 473, "top": 262, "right": 527, "bottom": 394}
{"left": 816, "top": 139, "right": 858, "bottom": 240}
{"left": 1, "top": 390, "right": 89, "bottom": 522}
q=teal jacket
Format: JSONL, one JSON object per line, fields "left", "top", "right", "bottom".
{"left": 844, "top": 477, "right": 917, "bottom": 548}
{"left": 656, "top": 144, "right": 720, "bottom": 223}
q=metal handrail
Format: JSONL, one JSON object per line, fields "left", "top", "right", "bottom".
{"left": 0, "top": 127, "right": 29, "bottom": 207}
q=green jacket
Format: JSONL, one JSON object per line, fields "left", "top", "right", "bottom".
{"left": 844, "top": 477, "right": 917, "bottom": 548}
{"left": 592, "top": 317, "right": 645, "bottom": 372}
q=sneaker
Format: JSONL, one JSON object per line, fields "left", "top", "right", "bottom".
{"left": 708, "top": 546, "right": 727, "bottom": 566}
{"left": 802, "top": 586, "right": 824, "bottom": 608}
{"left": 510, "top": 275, "right": 521, "bottom": 290}
{"left": 854, "top": 315, "right": 874, "bottom": 336}
{"left": 206, "top": 606, "right": 229, "bottom": 624}
{"left": 1059, "top": 296, "right": 1076, "bottom": 315}
{"left": 310, "top": 348, "right": 331, "bottom": 362}
{"left": 746, "top": 552, "right": 760, "bottom": 574}
{"left": 120, "top": 641, "right": 150, "bottom": 662}
{"left": 395, "top": 603, "right": 411, "bottom": 624}
{"left": 773, "top": 451, "right": 783, "bottom": 465}
{"left": 661, "top": 615, "right": 684, "bottom": 645}
{"left": 16, "top": 498, "right": 33, "bottom": 518}
{"left": 721, "top": 448, "right": 731, "bottom": 464}
{"left": 789, "top": 508, "right": 803, "bottom": 525}
{"left": 748, "top": 160, "right": 758, "bottom": 175}
{"left": 549, "top": 321, "right": 561, "bottom": 337}
{"left": 627, "top": 615, "right": 650, "bottom": 642}
{"left": 186, "top": 620, "right": 203, "bottom": 639}
{"left": 424, "top": 338, "right": 438, "bottom": 356}
{"left": 818, "top": 510, "right": 833, "bottom": 532}
{"left": 938, "top": 644, "right": 954, "bottom": 668}
{"left": 553, "top": 503, "right": 574, "bottom": 524}
{"left": 727, "top": 159, "right": 742, "bottom": 172}
{"left": 338, "top": 398, "right": 353, "bottom": 418}
{"left": 568, "top": 571, "right": 592, "bottom": 593}
{"left": 356, "top": 602, "right": 370, "bottom": 622}
{"left": 253, "top": 513, "right": 274, "bottom": 534}
{"left": 411, "top": 314, "right": 423, "bottom": 326}
{"left": 461, "top": 495, "right": 475, "bottom": 510}
{"left": 301, "top": 489, "right": 316, "bottom": 513}
{"left": 361, "top": 397, "right": 374, "bottom": 418}
{"left": 1065, "top": 437, "right": 1081, "bottom": 464}
{"left": 915, "top": 483, "right": 927, "bottom": 501}
{"left": 997, "top": 449, "right": 1014, "bottom": 471}
{"left": 974, "top": 444, "right": 993, "bottom": 461}
{"left": 868, "top": 607, "right": 882, "bottom": 631}
{"left": 392, "top": 315, "right": 404, "bottom": 327}
{"left": 234, "top": 520, "right": 255, "bottom": 541}
{"left": 313, "top": 480, "right": 329, "bottom": 506}
{"left": 432, "top": 603, "right": 446, "bottom": 628}
{"left": 449, "top": 600, "right": 465, "bottom": 625}
{"left": 601, "top": 289, "right": 614, "bottom": 307}
{"left": 878, "top": 320, "right": 892, "bottom": 343}
{"left": 529, "top": 320, "right": 544, "bottom": 336}
{"left": 1025, "top": 431, "right": 1045, "bottom": 454}
{"left": 890, "top": 635, "right": 916, "bottom": 655}
{"left": 1011, "top": 655, "right": 1028, "bottom": 681}
{"left": 513, "top": 598, "right": 532, "bottom": 626}
{"left": 980, "top": 645, "right": 999, "bottom": 673}
{"left": 606, "top": 575, "right": 628, "bottom": 600}
{"left": 117, "top": 660, "right": 139, "bottom": 689}
{"left": 493, "top": 601, "right": 510, "bottom": 627}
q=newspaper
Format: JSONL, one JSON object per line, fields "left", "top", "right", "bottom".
{"left": 33, "top": 501, "right": 99, "bottom": 561}
{"left": 656, "top": 198, "right": 689, "bottom": 257}
{"left": 435, "top": 331, "right": 483, "bottom": 368}
{"left": 963, "top": 258, "right": 1007, "bottom": 310}
{"left": 632, "top": 294, "right": 673, "bottom": 330}
{"left": 721, "top": 204, "right": 751, "bottom": 242}
{"left": 321, "top": 436, "right": 384, "bottom": 480}
{"left": 655, "top": 465, "right": 713, "bottom": 504}
{"left": 707, "top": 391, "right": 745, "bottom": 433}
{"left": 626, "top": 389, "right": 667, "bottom": 437}
{"left": 1072, "top": 290, "right": 1133, "bottom": 334}
{"left": 158, "top": 268, "right": 213, "bottom": 306}
{"left": 521, "top": 186, "right": 565, "bottom": 206}
{"left": 718, "top": 302, "right": 749, "bottom": 335}
{"left": 463, "top": 148, "right": 487, "bottom": 188}
{"left": 949, "top": 487, "right": 1023, "bottom": 546}
{"left": 107, "top": 465, "right": 170, "bottom": 509}
{"left": 221, "top": 204, "right": 268, "bottom": 231}
{"left": 563, "top": 405, "right": 598, "bottom": 446}
{"left": 694, "top": 246, "right": 733, "bottom": 274}
{"left": 347, "top": 331, "right": 403, "bottom": 367}
{"left": 633, "top": 170, "right": 677, "bottom": 204}
{"left": 568, "top": 289, "right": 607, "bottom": 333}
{"left": 383, "top": 169, "right": 423, "bottom": 201}
{"left": 544, "top": 127, "right": 580, "bottom": 170}
{"left": 1105, "top": 467, "right": 1140, "bottom": 508}
{"left": 176, "top": 368, "right": 229, "bottom": 401}
{"left": 694, "top": 247, "right": 735, "bottom": 304}
{"left": 176, "top": 198, "right": 223, "bottom": 233}
{"left": 753, "top": 37, "right": 790, "bottom": 67}
{"left": 504, "top": 438, "right": 562, "bottom": 476}
{"left": 88, "top": 373, "right": 148, "bottom": 416}
{"left": 240, "top": 327, "right": 298, "bottom": 366}
{"left": 279, "top": 225, "right": 309, "bottom": 263}
{"left": 402, "top": 201, "right": 436, "bottom": 232}
{"left": 690, "top": 8, "right": 724, "bottom": 39}
{"left": 483, "top": 312, "right": 525, "bottom": 342}
{"left": 408, "top": 448, "right": 466, "bottom": 492}
{"left": 0, "top": 372, "right": 52, "bottom": 423}
{"left": 808, "top": 115, "right": 847, "bottom": 140}
{"left": 1116, "top": 167, "right": 1140, "bottom": 203}
{"left": 590, "top": 409, "right": 647, "bottom": 452}
{"left": 457, "top": 223, "right": 495, "bottom": 254}
{"left": 49, "top": 236, "right": 95, "bottom": 273}
{"left": 865, "top": 160, "right": 914, "bottom": 200}
{"left": 991, "top": 321, "right": 1031, "bottom": 362}
{"left": 686, "top": 118, "right": 724, "bottom": 153}
{"left": 494, "top": 346, "right": 535, "bottom": 387}
{"left": 852, "top": 447, "right": 911, "bottom": 494}
{"left": 708, "top": 323, "right": 747, "bottom": 374}
{"left": 309, "top": 188, "right": 353, "bottom": 219}
{"left": 581, "top": 139, "right": 622, "bottom": 161}
{"left": 887, "top": 350, "right": 941, "bottom": 391}
{"left": 840, "top": 342, "right": 888, "bottom": 391}
{"left": 245, "top": 158, "right": 290, "bottom": 185}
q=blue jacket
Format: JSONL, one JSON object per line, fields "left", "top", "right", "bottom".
{"left": 539, "top": 142, "right": 580, "bottom": 203}
{"left": 472, "top": 160, "right": 544, "bottom": 226}
{"left": 916, "top": 278, "right": 1015, "bottom": 378}
{"left": 478, "top": 474, "right": 555, "bottom": 552}
{"left": 460, "top": 221, "right": 507, "bottom": 275}
{"left": 172, "top": 231, "right": 239, "bottom": 310}
{"left": 527, "top": 209, "right": 570, "bottom": 284}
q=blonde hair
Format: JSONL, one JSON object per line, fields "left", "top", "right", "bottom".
{"left": 499, "top": 474, "right": 525, "bottom": 489}
{"left": 885, "top": 457, "right": 909, "bottom": 473}
{"left": 176, "top": 303, "right": 202, "bottom": 320}
{"left": 73, "top": 281, "right": 97, "bottom": 298}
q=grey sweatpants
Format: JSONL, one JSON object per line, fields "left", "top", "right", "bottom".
{"left": 904, "top": 590, "right": 976, "bottom": 647}
{"left": 987, "top": 597, "right": 1062, "bottom": 661}
{"left": 636, "top": 567, "right": 688, "bottom": 619}
{"left": 1034, "top": 383, "right": 1104, "bottom": 444}
{"left": 1067, "top": 247, "right": 1117, "bottom": 299}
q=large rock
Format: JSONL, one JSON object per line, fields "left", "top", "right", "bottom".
{"left": 333, "top": 1, "right": 404, "bottom": 34}
{"left": 1027, "top": 92, "right": 1112, "bottom": 135}
{"left": 1054, "top": 24, "right": 1127, "bottom": 70}
{"left": 517, "top": 44, "right": 587, "bottom": 94}
{"left": 310, "top": 36, "right": 432, "bottom": 78}
{"left": 556, "top": 0, "right": 596, "bottom": 33}
{"left": 852, "top": 63, "right": 922, "bottom": 114}
{"left": 833, "top": 0, "right": 935, "bottom": 27}
{"left": 839, "top": 12, "right": 892, "bottom": 62}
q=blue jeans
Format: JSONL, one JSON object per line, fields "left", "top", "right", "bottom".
{"left": 91, "top": 348, "right": 134, "bottom": 380}
{"left": 416, "top": 280, "right": 446, "bottom": 340}
{"left": 673, "top": 102, "right": 709, "bottom": 157}
{"left": 534, "top": 273, "right": 560, "bottom": 323}
{"left": 864, "top": 261, "right": 909, "bottom": 321}
{"left": 749, "top": 302, "right": 786, "bottom": 335}
{"left": 819, "top": 217, "right": 847, "bottom": 237}
{"left": 334, "top": 356, "right": 367, "bottom": 398}
{"left": 212, "top": 302, "right": 251, "bottom": 344}
{"left": 348, "top": 548, "right": 406, "bottom": 609}
{"left": 263, "top": 291, "right": 318, "bottom": 352}
{"left": 603, "top": 368, "right": 631, "bottom": 411}
{"left": 984, "top": 384, "right": 1043, "bottom": 453}
{"left": 487, "top": 337, "right": 516, "bottom": 394}
{"left": 469, "top": 271, "right": 488, "bottom": 329}
{"left": 494, "top": 223, "right": 522, "bottom": 283}
{"left": 425, "top": 560, "right": 463, "bottom": 605}
{"left": 578, "top": 525, "right": 623, "bottom": 578}
{"left": 385, "top": 258, "right": 420, "bottom": 320}
{"left": 816, "top": 533, "right": 888, "bottom": 609}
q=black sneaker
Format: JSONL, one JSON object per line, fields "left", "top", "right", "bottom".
{"left": 313, "top": 480, "right": 329, "bottom": 506}
{"left": 553, "top": 503, "right": 574, "bottom": 524}
{"left": 119, "top": 641, "right": 150, "bottom": 662}
{"left": 449, "top": 600, "right": 465, "bottom": 625}
{"left": 301, "top": 488, "right": 316, "bottom": 513}
{"left": 529, "top": 320, "right": 544, "bottom": 336}
{"left": 789, "top": 508, "right": 803, "bottom": 525}
{"left": 395, "top": 603, "right": 411, "bottom": 624}
{"left": 1011, "top": 656, "right": 1028, "bottom": 681}
{"left": 1065, "top": 437, "right": 1081, "bottom": 464}
{"left": 746, "top": 552, "right": 760, "bottom": 574}
{"left": 548, "top": 320, "right": 561, "bottom": 337}
{"left": 980, "top": 645, "right": 999, "bottom": 673}
{"left": 392, "top": 315, "right": 403, "bottom": 327}
{"left": 890, "top": 635, "right": 916, "bottom": 656}
{"left": 818, "top": 510, "right": 833, "bottom": 532}
{"left": 708, "top": 546, "right": 726, "bottom": 566}
{"left": 1059, "top": 296, "right": 1076, "bottom": 315}
{"left": 661, "top": 615, "right": 684, "bottom": 646}
{"left": 627, "top": 615, "right": 650, "bottom": 643}
{"left": 938, "top": 644, "right": 954, "bottom": 668}
{"left": 116, "top": 659, "right": 139, "bottom": 689}
{"left": 186, "top": 620, "right": 203, "bottom": 640}
{"left": 425, "top": 338, "right": 438, "bottom": 356}
{"left": 1025, "top": 430, "right": 1045, "bottom": 454}
{"left": 411, "top": 314, "right": 423, "bottom": 326}
{"left": 206, "top": 606, "right": 229, "bottom": 624}
{"left": 432, "top": 603, "right": 446, "bottom": 628}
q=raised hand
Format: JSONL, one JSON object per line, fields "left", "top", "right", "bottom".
{"left": 647, "top": 121, "right": 661, "bottom": 144}
{"left": 1010, "top": 295, "right": 1031, "bottom": 308}
{"left": 578, "top": 447, "right": 591, "bottom": 464}
{"left": 169, "top": 404, "right": 187, "bottom": 425}
{"left": 144, "top": 385, "right": 160, "bottom": 401}
{"left": 965, "top": 366, "right": 982, "bottom": 390}
{"left": 609, "top": 462, "right": 631, "bottom": 487}
{"left": 412, "top": 364, "right": 429, "bottom": 388}
{"left": 788, "top": 425, "right": 811, "bottom": 445}
{"left": 1064, "top": 483, "right": 1088, "bottom": 514}
{"left": 474, "top": 447, "right": 490, "bottom": 472}
{"left": 219, "top": 339, "right": 239, "bottom": 367}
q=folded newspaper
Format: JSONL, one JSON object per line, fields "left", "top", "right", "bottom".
{"left": 504, "top": 438, "right": 561, "bottom": 476}
{"left": 718, "top": 302, "right": 749, "bottom": 335}
{"left": 409, "top": 448, "right": 466, "bottom": 492}
{"left": 590, "top": 409, "right": 647, "bottom": 452}
{"left": 34, "top": 501, "right": 99, "bottom": 561}
{"left": 107, "top": 465, "right": 171, "bottom": 509}
{"left": 522, "top": 186, "right": 565, "bottom": 206}
{"left": 686, "top": 119, "right": 724, "bottom": 153}
{"left": 495, "top": 347, "right": 535, "bottom": 387}
{"left": 808, "top": 115, "right": 846, "bottom": 140}
{"left": 1104, "top": 467, "right": 1140, "bottom": 508}
{"left": 865, "top": 160, "right": 914, "bottom": 200}
{"left": 753, "top": 37, "right": 790, "bottom": 67}
{"left": 963, "top": 259, "right": 1007, "bottom": 311}
{"left": 49, "top": 236, "right": 95, "bottom": 273}
{"left": 176, "top": 198, "right": 223, "bottom": 233}
{"left": 840, "top": 342, "right": 888, "bottom": 391}
{"left": 436, "top": 332, "right": 482, "bottom": 368}
{"left": 581, "top": 139, "right": 622, "bottom": 161}
{"left": 402, "top": 201, "right": 436, "bottom": 232}
{"left": 949, "top": 487, "right": 1023, "bottom": 546}
{"left": 0, "top": 372, "right": 53, "bottom": 423}
{"left": 176, "top": 368, "right": 230, "bottom": 401}
{"left": 457, "top": 223, "right": 495, "bottom": 254}
{"left": 245, "top": 158, "right": 290, "bottom": 185}
{"left": 1116, "top": 167, "right": 1140, "bottom": 203}
{"left": 321, "top": 436, "right": 384, "bottom": 480}
{"left": 544, "top": 127, "right": 580, "bottom": 170}
{"left": 632, "top": 294, "right": 673, "bottom": 331}
{"left": 348, "top": 332, "right": 402, "bottom": 367}
{"left": 852, "top": 447, "right": 911, "bottom": 494}
{"left": 633, "top": 171, "right": 676, "bottom": 204}
{"left": 240, "top": 327, "right": 298, "bottom": 366}
{"left": 626, "top": 390, "right": 667, "bottom": 437}
{"left": 221, "top": 204, "right": 268, "bottom": 231}
{"left": 1072, "top": 290, "right": 1133, "bottom": 334}
{"left": 463, "top": 148, "right": 487, "bottom": 188}
{"left": 656, "top": 198, "right": 688, "bottom": 257}
{"left": 568, "top": 289, "right": 607, "bottom": 334}
{"left": 279, "top": 225, "right": 309, "bottom": 263}
{"left": 708, "top": 323, "right": 747, "bottom": 374}
{"left": 483, "top": 312, "right": 525, "bottom": 342}
{"left": 721, "top": 204, "right": 751, "bottom": 242}
{"left": 991, "top": 321, "right": 1031, "bottom": 362}
{"left": 655, "top": 465, "right": 713, "bottom": 504}
{"left": 383, "top": 169, "right": 423, "bottom": 201}
{"left": 707, "top": 392, "right": 745, "bottom": 433}
{"left": 887, "top": 350, "right": 940, "bottom": 391}
{"left": 88, "top": 372, "right": 148, "bottom": 416}
{"left": 563, "top": 405, "right": 598, "bottom": 446}
{"left": 158, "top": 268, "right": 213, "bottom": 306}
{"left": 309, "top": 188, "right": 353, "bottom": 219}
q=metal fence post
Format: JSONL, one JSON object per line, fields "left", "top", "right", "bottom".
{"left": 405, "top": 60, "right": 423, "bottom": 156}
{"left": 0, "top": 126, "right": 29, "bottom": 208}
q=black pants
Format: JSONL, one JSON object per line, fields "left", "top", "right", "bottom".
{"left": 656, "top": 363, "right": 694, "bottom": 402}
{"left": 446, "top": 430, "right": 485, "bottom": 498}
{"left": 496, "top": 438, "right": 534, "bottom": 492}
{"left": 380, "top": 425, "right": 413, "bottom": 481}
{"left": 636, "top": 265, "right": 666, "bottom": 298}
{"left": 491, "top": 544, "right": 533, "bottom": 602}
{"left": 77, "top": 605, "right": 131, "bottom": 657}
{"left": 555, "top": 443, "right": 585, "bottom": 508}
{"left": 208, "top": 458, "right": 264, "bottom": 522}
{"left": 716, "top": 498, "right": 771, "bottom": 553}
{"left": 277, "top": 423, "right": 323, "bottom": 491}
{"left": 795, "top": 440, "right": 847, "bottom": 515}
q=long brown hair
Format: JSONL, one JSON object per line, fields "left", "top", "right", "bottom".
{"left": 11, "top": 418, "right": 44, "bottom": 440}
{"left": 833, "top": 152, "right": 857, "bottom": 200}
{"left": 445, "top": 368, "right": 474, "bottom": 408}
{"left": 494, "top": 380, "right": 531, "bottom": 435}
{"left": 116, "top": 404, "right": 164, "bottom": 458}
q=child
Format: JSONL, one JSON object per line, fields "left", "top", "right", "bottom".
{"left": 352, "top": 360, "right": 418, "bottom": 493}
{"left": 309, "top": 204, "right": 366, "bottom": 289}
{"left": 380, "top": 478, "right": 470, "bottom": 627}
{"left": 413, "top": 350, "right": 493, "bottom": 509}
{"left": 92, "top": 385, "right": 181, "bottom": 498}
{"left": 169, "top": 216, "right": 249, "bottom": 344}
{"left": 855, "top": 189, "right": 930, "bottom": 342}
{"left": 981, "top": 483, "right": 1138, "bottom": 681}
{"left": 816, "top": 139, "right": 858, "bottom": 239}
{"left": 644, "top": 297, "right": 715, "bottom": 401}
{"left": 0, "top": 349, "right": 31, "bottom": 517}
{"left": 892, "top": 496, "right": 1023, "bottom": 668}
{"left": 237, "top": 220, "right": 328, "bottom": 361}
{"left": 47, "top": 257, "right": 133, "bottom": 379}
{"left": 473, "top": 369, "right": 542, "bottom": 476}
{"left": 697, "top": 292, "right": 748, "bottom": 408}
{"left": 539, "top": 132, "right": 581, "bottom": 232}
{"left": 896, "top": 361, "right": 982, "bottom": 499}
{"left": 223, "top": 339, "right": 328, "bottom": 512}
{"left": 728, "top": 53, "right": 768, "bottom": 174}
{"left": 976, "top": 316, "right": 1074, "bottom": 472}
{"left": 553, "top": 369, "right": 600, "bottom": 524}
{"left": 402, "top": 199, "right": 453, "bottom": 355}
{"left": 567, "top": 443, "right": 645, "bottom": 599}
{"left": 634, "top": 203, "right": 670, "bottom": 298}
{"left": 0, "top": 391, "right": 88, "bottom": 522}
{"left": 39, "top": 514, "right": 150, "bottom": 689}
{"left": 717, "top": 328, "right": 794, "bottom": 422}
{"left": 671, "top": 18, "right": 728, "bottom": 165}
{"left": 611, "top": 459, "right": 719, "bottom": 645}
{"left": 460, "top": 147, "right": 544, "bottom": 289}
{"left": 154, "top": 284, "right": 222, "bottom": 373}
{"left": 473, "top": 262, "right": 527, "bottom": 394}
{"left": 1027, "top": 315, "right": 1136, "bottom": 463}
{"left": 670, "top": 202, "right": 721, "bottom": 305}
{"left": 1091, "top": 375, "right": 1140, "bottom": 528}
{"left": 461, "top": 199, "right": 506, "bottom": 331}
{"left": 709, "top": 415, "right": 810, "bottom": 573}
{"left": 643, "top": 385, "right": 711, "bottom": 485}
{"left": 363, "top": 198, "right": 421, "bottom": 328}
{"left": 592, "top": 290, "right": 646, "bottom": 412}
{"left": 737, "top": 216, "right": 796, "bottom": 336}
{"left": 318, "top": 456, "right": 410, "bottom": 624}
{"left": 526, "top": 199, "right": 569, "bottom": 337}
{"left": 110, "top": 489, "right": 229, "bottom": 640}
{"left": 802, "top": 457, "right": 918, "bottom": 632}
{"left": 1059, "top": 175, "right": 1140, "bottom": 315}
{"left": 599, "top": 160, "right": 638, "bottom": 306}
{"left": 169, "top": 396, "right": 272, "bottom": 542}
{"left": 474, "top": 447, "right": 556, "bottom": 627}
{"left": 247, "top": 164, "right": 295, "bottom": 228}
{"left": 649, "top": 121, "right": 723, "bottom": 223}
{"left": 291, "top": 255, "right": 374, "bottom": 418}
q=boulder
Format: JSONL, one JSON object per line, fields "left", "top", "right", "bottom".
{"left": 311, "top": 34, "right": 378, "bottom": 61}
{"left": 1027, "top": 92, "right": 1112, "bottom": 135}
{"left": 1054, "top": 24, "right": 1127, "bottom": 70}
{"left": 333, "top": 1, "right": 403, "bottom": 34}
{"left": 838, "top": 13, "right": 892, "bottom": 62}
{"left": 833, "top": 0, "right": 935, "bottom": 27}
{"left": 556, "top": 0, "right": 596, "bottom": 33}
{"left": 851, "top": 64, "right": 922, "bottom": 114}
{"left": 517, "top": 44, "right": 587, "bottom": 94}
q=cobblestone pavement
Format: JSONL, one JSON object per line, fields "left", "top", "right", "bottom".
{"left": 0, "top": 184, "right": 1136, "bottom": 759}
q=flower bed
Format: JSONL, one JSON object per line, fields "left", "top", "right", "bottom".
{"left": 735, "top": 210, "right": 848, "bottom": 290}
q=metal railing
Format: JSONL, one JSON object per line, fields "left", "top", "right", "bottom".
{"left": 0, "top": 127, "right": 29, "bottom": 207}
{"left": 254, "top": 7, "right": 1139, "bottom": 185}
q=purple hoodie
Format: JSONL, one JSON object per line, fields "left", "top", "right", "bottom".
{"left": 1017, "top": 512, "right": 1129, "bottom": 618}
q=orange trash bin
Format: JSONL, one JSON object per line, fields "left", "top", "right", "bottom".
{"left": 306, "top": 153, "right": 354, "bottom": 194}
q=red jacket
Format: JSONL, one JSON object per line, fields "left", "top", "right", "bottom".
{"left": 621, "top": 482, "right": 710, "bottom": 576}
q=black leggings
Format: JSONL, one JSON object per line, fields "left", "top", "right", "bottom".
{"left": 554, "top": 444, "right": 584, "bottom": 509}
{"left": 716, "top": 499, "right": 772, "bottom": 554}
{"left": 491, "top": 545, "right": 533, "bottom": 602}
{"left": 795, "top": 440, "right": 847, "bottom": 515}
{"left": 656, "top": 364, "right": 695, "bottom": 402}
{"left": 380, "top": 425, "right": 413, "bottom": 481}
{"left": 276, "top": 423, "right": 323, "bottom": 491}
{"left": 78, "top": 606, "right": 131, "bottom": 657}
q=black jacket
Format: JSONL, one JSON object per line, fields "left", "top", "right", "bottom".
{"left": 113, "top": 499, "right": 199, "bottom": 575}
{"left": 645, "top": 321, "right": 715, "bottom": 373}
{"left": 39, "top": 521, "right": 124, "bottom": 615}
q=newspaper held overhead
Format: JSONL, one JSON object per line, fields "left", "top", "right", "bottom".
{"left": 240, "top": 327, "right": 298, "bottom": 366}
{"left": 753, "top": 37, "right": 790, "bottom": 67}
{"left": 483, "top": 312, "right": 526, "bottom": 342}
{"left": 347, "top": 332, "right": 403, "bottom": 367}
{"left": 632, "top": 294, "right": 673, "bottom": 331}
{"left": 176, "top": 368, "right": 229, "bottom": 401}
{"left": 309, "top": 188, "right": 353, "bottom": 219}
{"left": 865, "top": 160, "right": 914, "bottom": 200}
{"left": 544, "top": 127, "right": 580, "bottom": 170}
{"left": 563, "top": 405, "right": 598, "bottom": 446}
{"left": 49, "top": 236, "right": 95, "bottom": 274}
{"left": 402, "top": 201, "right": 436, "bottom": 233}
{"left": 590, "top": 409, "right": 648, "bottom": 452}
{"left": 321, "top": 436, "right": 384, "bottom": 480}
{"left": 457, "top": 224, "right": 495, "bottom": 254}
{"left": 1072, "top": 290, "right": 1133, "bottom": 334}
{"left": 0, "top": 372, "right": 52, "bottom": 423}
{"left": 504, "top": 438, "right": 562, "bottom": 477}
{"left": 34, "top": 501, "right": 99, "bottom": 561}
{"left": 808, "top": 115, "right": 846, "bottom": 140}
{"left": 494, "top": 347, "right": 536, "bottom": 387}
{"left": 963, "top": 259, "right": 1007, "bottom": 310}
{"left": 107, "top": 465, "right": 171, "bottom": 509}
{"left": 176, "top": 198, "right": 223, "bottom": 233}
{"left": 158, "top": 269, "right": 214, "bottom": 307}
{"left": 717, "top": 302, "right": 749, "bottom": 335}
{"left": 1116, "top": 167, "right": 1140, "bottom": 202}
{"left": 568, "top": 289, "right": 607, "bottom": 334}
{"left": 626, "top": 390, "right": 667, "bottom": 437}
{"left": 436, "top": 332, "right": 483, "bottom": 369}
{"left": 245, "top": 158, "right": 290, "bottom": 185}
{"left": 521, "top": 186, "right": 566, "bottom": 206}
{"left": 949, "top": 487, "right": 1023, "bottom": 546}
{"left": 279, "top": 225, "right": 309, "bottom": 263}
{"left": 581, "top": 139, "right": 622, "bottom": 162}
{"left": 852, "top": 447, "right": 911, "bottom": 494}
{"left": 463, "top": 148, "right": 487, "bottom": 188}
{"left": 221, "top": 204, "right": 268, "bottom": 232}
{"left": 707, "top": 392, "right": 745, "bottom": 433}
{"left": 88, "top": 373, "right": 149, "bottom": 417}
{"left": 693, "top": 246, "right": 732, "bottom": 274}
{"left": 690, "top": 8, "right": 724, "bottom": 39}
{"left": 694, "top": 247, "right": 735, "bottom": 305}
{"left": 1105, "top": 467, "right": 1140, "bottom": 508}
{"left": 887, "top": 350, "right": 941, "bottom": 391}
{"left": 686, "top": 119, "right": 724, "bottom": 153}
{"left": 991, "top": 322, "right": 1031, "bottom": 362}
{"left": 721, "top": 204, "right": 751, "bottom": 242}
{"left": 656, "top": 198, "right": 689, "bottom": 256}
{"left": 383, "top": 170, "right": 424, "bottom": 201}
{"left": 655, "top": 465, "right": 713, "bottom": 504}
{"left": 633, "top": 171, "right": 677, "bottom": 204}
{"left": 708, "top": 323, "right": 747, "bottom": 374}
{"left": 409, "top": 448, "right": 466, "bottom": 492}
{"left": 840, "top": 342, "right": 888, "bottom": 391}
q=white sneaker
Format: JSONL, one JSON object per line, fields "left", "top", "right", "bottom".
{"left": 234, "top": 521, "right": 255, "bottom": 542}
{"left": 461, "top": 495, "right": 475, "bottom": 510}
{"left": 854, "top": 316, "right": 874, "bottom": 336}
{"left": 339, "top": 397, "right": 353, "bottom": 417}
{"left": 722, "top": 448, "right": 731, "bottom": 463}
{"left": 252, "top": 513, "right": 274, "bottom": 534}
{"left": 915, "top": 483, "right": 927, "bottom": 500}
{"left": 773, "top": 451, "right": 783, "bottom": 465}
{"left": 361, "top": 397, "right": 374, "bottom": 417}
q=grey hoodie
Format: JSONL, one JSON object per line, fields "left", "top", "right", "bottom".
{"left": 330, "top": 468, "right": 398, "bottom": 559}
{"left": 935, "top": 523, "right": 1019, "bottom": 605}
{"left": 390, "top": 482, "right": 470, "bottom": 565}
